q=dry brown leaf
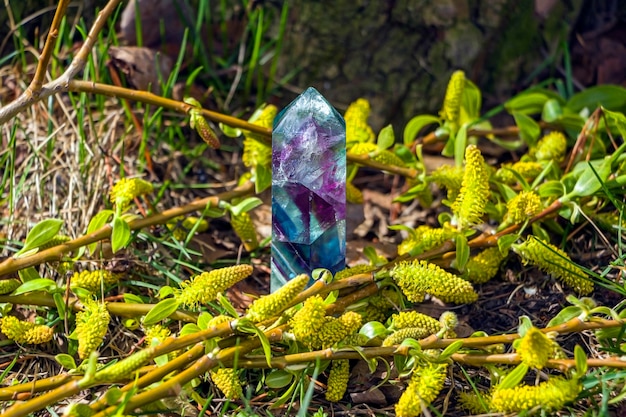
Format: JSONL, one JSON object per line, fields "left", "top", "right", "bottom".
{"left": 108, "top": 46, "right": 172, "bottom": 94}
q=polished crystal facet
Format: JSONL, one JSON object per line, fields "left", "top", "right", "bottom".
{"left": 271, "top": 87, "right": 346, "bottom": 291}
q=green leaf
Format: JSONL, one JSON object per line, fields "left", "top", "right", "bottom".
{"left": 13, "top": 278, "right": 57, "bottom": 295}
{"left": 547, "top": 306, "right": 583, "bottom": 327}
{"left": 403, "top": 115, "right": 440, "bottom": 146}
{"left": 143, "top": 298, "right": 180, "bottom": 326}
{"left": 359, "top": 321, "right": 388, "bottom": 339}
{"left": 197, "top": 312, "right": 213, "bottom": 330}
{"left": 15, "top": 219, "right": 64, "bottom": 257}
{"left": 574, "top": 345, "right": 588, "bottom": 376}
{"left": 461, "top": 79, "right": 481, "bottom": 120}
{"left": 497, "top": 363, "right": 529, "bottom": 390}
{"left": 512, "top": 112, "right": 540, "bottom": 146}
{"left": 505, "top": 92, "right": 550, "bottom": 115}
{"left": 603, "top": 108, "right": 626, "bottom": 138}
{"left": 110, "top": 216, "right": 131, "bottom": 253}
{"left": 230, "top": 197, "right": 263, "bottom": 216}
{"left": 377, "top": 124, "right": 395, "bottom": 150}
{"left": 439, "top": 340, "right": 463, "bottom": 361}
{"left": 67, "top": 403, "right": 96, "bottom": 417}
{"left": 123, "top": 293, "right": 144, "bottom": 304}
{"left": 103, "top": 387, "right": 124, "bottom": 406}
{"left": 55, "top": 354, "right": 77, "bottom": 370}
{"left": 567, "top": 85, "right": 626, "bottom": 113}
{"left": 237, "top": 320, "right": 272, "bottom": 367}
{"left": 266, "top": 369, "right": 294, "bottom": 389}
{"left": 218, "top": 122, "right": 242, "bottom": 138}
{"left": 565, "top": 158, "right": 611, "bottom": 200}
{"left": 18, "top": 266, "right": 40, "bottom": 282}
{"left": 538, "top": 180, "right": 565, "bottom": 199}
{"left": 86, "top": 210, "right": 114, "bottom": 254}
{"left": 53, "top": 292, "right": 66, "bottom": 317}
{"left": 517, "top": 316, "right": 533, "bottom": 337}
{"left": 541, "top": 99, "right": 562, "bottom": 123}
{"left": 180, "top": 323, "right": 201, "bottom": 337}
{"left": 255, "top": 163, "right": 271, "bottom": 193}
{"left": 454, "top": 124, "right": 468, "bottom": 167}
{"left": 217, "top": 293, "right": 239, "bottom": 318}
{"left": 497, "top": 234, "right": 518, "bottom": 253}
{"left": 455, "top": 234, "right": 470, "bottom": 271}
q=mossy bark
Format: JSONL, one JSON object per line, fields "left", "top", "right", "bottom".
{"left": 277, "top": 0, "right": 584, "bottom": 130}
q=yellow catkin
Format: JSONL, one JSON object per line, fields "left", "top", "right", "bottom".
{"left": 345, "top": 98, "right": 375, "bottom": 145}
{"left": 491, "top": 377, "right": 581, "bottom": 413}
{"left": 430, "top": 164, "right": 464, "bottom": 201}
{"left": 397, "top": 225, "right": 458, "bottom": 257}
{"left": 71, "top": 270, "right": 120, "bottom": 293}
{"left": 495, "top": 161, "right": 544, "bottom": 185}
{"left": 94, "top": 346, "right": 156, "bottom": 382}
{"left": 334, "top": 264, "right": 376, "bottom": 280}
{"left": 349, "top": 142, "right": 406, "bottom": 167}
{"left": 513, "top": 237, "right": 592, "bottom": 294}
{"left": 346, "top": 181, "right": 364, "bottom": 204}
{"left": 0, "top": 279, "right": 21, "bottom": 295}
{"left": 144, "top": 325, "right": 171, "bottom": 346}
{"left": 210, "top": 368, "right": 243, "bottom": 400}
{"left": 452, "top": 145, "right": 490, "bottom": 229}
{"left": 439, "top": 311, "right": 458, "bottom": 332}
{"left": 207, "top": 315, "right": 233, "bottom": 328}
{"left": 396, "top": 362, "right": 448, "bottom": 417}
{"left": 325, "top": 360, "right": 350, "bottom": 402}
{"left": 382, "top": 327, "right": 435, "bottom": 346}
{"left": 290, "top": 295, "right": 327, "bottom": 346}
{"left": 242, "top": 104, "right": 276, "bottom": 168}
{"left": 516, "top": 326, "right": 553, "bottom": 369}
{"left": 190, "top": 110, "right": 220, "bottom": 149}
{"left": 109, "top": 178, "right": 153, "bottom": 209}
{"left": 503, "top": 191, "right": 542, "bottom": 225}
{"left": 246, "top": 274, "right": 309, "bottom": 322}
{"left": 463, "top": 247, "right": 507, "bottom": 284}
{"left": 290, "top": 298, "right": 361, "bottom": 349}
{"left": 177, "top": 264, "right": 253, "bottom": 309}
{"left": 359, "top": 288, "right": 401, "bottom": 323}
{"left": 39, "top": 234, "right": 71, "bottom": 250}
{"left": 458, "top": 391, "right": 491, "bottom": 414}
{"left": 390, "top": 311, "right": 441, "bottom": 333}
{"left": 440, "top": 70, "right": 465, "bottom": 124}
{"left": 391, "top": 260, "right": 478, "bottom": 304}
{"left": 533, "top": 131, "right": 567, "bottom": 163}
{"left": 75, "top": 298, "right": 110, "bottom": 359}
{"left": 0, "top": 316, "right": 53, "bottom": 344}
{"left": 231, "top": 212, "right": 259, "bottom": 251}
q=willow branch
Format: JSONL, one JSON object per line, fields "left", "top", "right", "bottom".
{"left": 0, "top": 0, "right": 123, "bottom": 123}
{"left": 92, "top": 327, "right": 286, "bottom": 417}
{"left": 0, "top": 181, "right": 254, "bottom": 277}
{"left": 237, "top": 317, "right": 623, "bottom": 369}
{"left": 68, "top": 80, "right": 272, "bottom": 137}
{"left": 28, "top": 0, "right": 70, "bottom": 94}
{"left": 0, "top": 293, "right": 196, "bottom": 322}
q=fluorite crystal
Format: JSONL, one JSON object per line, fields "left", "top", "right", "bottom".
{"left": 271, "top": 87, "right": 346, "bottom": 291}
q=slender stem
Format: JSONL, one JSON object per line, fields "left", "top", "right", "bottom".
{"left": 0, "top": 374, "right": 76, "bottom": 401}
{"left": 88, "top": 343, "right": 206, "bottom": 413}
{"left": 28, "top": 0, "right": 70, "bottom": 94}
{"left": 0, "top": 293, "right": 197, "bottom": 322}
{"left": 237, "top": 317, "right": 622, "bottom": 369}
{"left": 68, "top": 80, "right": 272, "bottom": 137}
{"left": 0, "top": 0, "right": 123, "bottom": 123}
{"left": 0, "top": 181, "right": 254, "bottom": 277}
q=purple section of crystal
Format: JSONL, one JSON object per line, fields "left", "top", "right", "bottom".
{"left": 271, "top": 87, "right": 346, "bottom": 289}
